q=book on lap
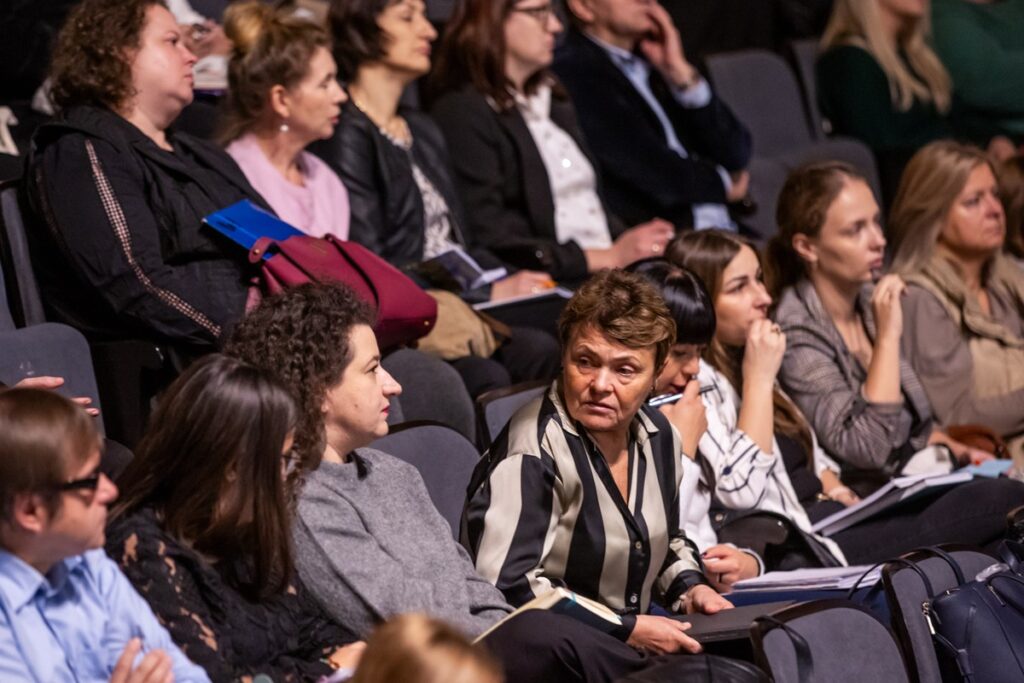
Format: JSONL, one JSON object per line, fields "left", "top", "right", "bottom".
{"left": 811, "top": 471, "right": 973, "bottom": 537}
{"left": 473, "top": 587, "right": 622, "bottom": 643}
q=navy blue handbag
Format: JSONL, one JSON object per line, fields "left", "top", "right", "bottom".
{"left": 918, "top": 543, "right": 1024, "bottom": 682}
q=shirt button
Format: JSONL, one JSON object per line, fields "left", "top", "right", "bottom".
{"left": 561, "top": 158, "right": 572, "bottom": 168}
{"left": 629, "top": 594, "right": 638, "bottom": 604}
{"left": 634, "top": 541, "right": 643, "bottom": 550}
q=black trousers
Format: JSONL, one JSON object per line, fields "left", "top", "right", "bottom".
{"left": 831, "top": 478, "right": 1024, "bottom": 564}
{"left": 483, "top": 611, "right": 766, "bottom": 683}
{"left": 449, "top": 326, "right": 560, "bottom": 398}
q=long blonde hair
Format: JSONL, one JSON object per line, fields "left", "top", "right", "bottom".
{"left": 889, "top": 140, "right": 995, "bottom": 275}
{"left": 821, "top": 0, "right": 951, "bottom": 113}
{"left": 351, "top": 614, "right": 504, "bottom": 683}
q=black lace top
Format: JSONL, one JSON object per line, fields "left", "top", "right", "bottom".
{"left": 106, "top": 508, "right": 356, "bottom": 682}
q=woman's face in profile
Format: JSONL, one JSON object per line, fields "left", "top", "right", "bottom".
{"left": 504, "top": 2, "right": 563, "bottom": 80}
{"left": 282, "top": 47, "right": 347, "bottom": 144}
{"left": 376, "top": 0, "right": 437, "bottom": 79}
{"left": 320, "top": 324, "right": 403, "bottom": 451}
{"left": 940, "top": 163, "right": 1006, "bottom": 260}
{"left": 561, "top": 324, "right": 657, "bottom": 436}
{"left": 804, "top": 178, "right": 887, "bottom": 288}
{"left": 128, "top": 4, "right": 197, "bottom": 119}
{"left": 712, "top": 245, "right": 771, "bottom": 348}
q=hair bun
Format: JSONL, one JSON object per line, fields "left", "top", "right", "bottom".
{"left": 223, "top": 0, "right": 277, "bottom": 56}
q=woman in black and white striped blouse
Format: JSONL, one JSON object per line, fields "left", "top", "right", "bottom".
{"left": 464, "top": 269, "right": 732, "bottom": 656}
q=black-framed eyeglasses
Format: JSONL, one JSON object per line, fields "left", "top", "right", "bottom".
{"left": 55, "top": 472, "right": 102, "bottom": 492}
{"left": 511, "top": 3, "right": 555, "bottom": 24}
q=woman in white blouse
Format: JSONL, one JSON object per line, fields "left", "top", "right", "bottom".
{"left": 429, "top": 0, "right": 675, "bottom": 283}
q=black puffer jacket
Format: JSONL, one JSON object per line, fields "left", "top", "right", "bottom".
{"left": 26, "top": 105, "right": 266, "bottom": 348}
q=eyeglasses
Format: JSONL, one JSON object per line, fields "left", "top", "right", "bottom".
{"left": 55, "top": 472, "right": 102, "bottom": 493}
{"left": 511, "top": 3, "right": 556, "bottom": 24}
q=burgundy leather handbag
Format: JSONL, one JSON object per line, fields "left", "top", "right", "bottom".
{"left": 249, "top": 234, "right": 437, "bottom": 351}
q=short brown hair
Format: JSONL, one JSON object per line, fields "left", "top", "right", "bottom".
{"left": 767, "top": 161, "right": 867, "bottom": 297}
{"left": 558, "top": 269, "right": 676, "bottom": 370}
{"left": 351, "top": 614, "right": 503, "bottom": 683}
{"left": 429, "top": 0, "right": 548, "bottom": 111}
{"left": 220, "top": 0, "right": 331, "bottom": 144}
{"left": 0, "top": 389, "right": 100, "bottom": 524}
{"left": 50, "top": 0, "right": 165, "bottom": 111}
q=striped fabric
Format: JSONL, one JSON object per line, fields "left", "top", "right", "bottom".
{"left": 463, "top": 382, "right": 707, "bottom": 634}
{"left": 697, "top": 361, "right": 847, "bottom": 565}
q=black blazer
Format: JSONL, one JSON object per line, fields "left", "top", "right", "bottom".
{"left": 430, "top": 82, "right": 626, "bottom": 282}
{"left": 309, "top": 100, "right": 502, "bottom": 275}
{"left": 551, "top": 28, "right": 752, "bottom": 229}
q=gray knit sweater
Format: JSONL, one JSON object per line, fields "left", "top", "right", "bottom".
{"left": 293, "top": 448, "right": 512, "bottom": 639}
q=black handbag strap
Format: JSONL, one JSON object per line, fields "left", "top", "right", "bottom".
{"left": 921, "top": 545, "right": 967, "bottom": 585}
{"left": 757, "top": 615, "right": 813, "bottom": 683}
{"left": 999, "top": 540, "right": 1024, "bottom": 575}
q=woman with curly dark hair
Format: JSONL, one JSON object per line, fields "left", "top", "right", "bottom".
{"left": 226, "top": 281, "right": 763, "bottom": 683}
{"left": 25, "top": 0, "right": 267, "bottom": 352}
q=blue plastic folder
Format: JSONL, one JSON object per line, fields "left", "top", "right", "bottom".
{"left": 203, "top": 200, "right": 302, "bottom": 260}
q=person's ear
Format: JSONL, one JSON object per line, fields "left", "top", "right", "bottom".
{"left": 10, "top": 492, "right": 52, "bottom": 535}
{"left": 565, "top": 0, "right": 596, "bottom": 25}
{"left": 269, "top": 84, "right": 291, "bottom": 123}
{"left": 791, "top": 233, "right": 818, "bottom": 267}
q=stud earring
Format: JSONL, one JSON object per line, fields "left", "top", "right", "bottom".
{"left": 280, "top": 122, "right": 290, "bottom": 133}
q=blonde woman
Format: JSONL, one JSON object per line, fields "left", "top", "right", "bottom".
{"left": 891, "top": 140, "right": 1024, "bottom": 460}
{"left": 817, "top": 0, "right": 1013, "bottom": 203}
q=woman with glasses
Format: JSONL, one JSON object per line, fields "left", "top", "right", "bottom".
{"left": 106, "top": 354, "right": 364, "bottom": 681}
{"left": 429, "top": 0, "right": 674, "bottom": 283}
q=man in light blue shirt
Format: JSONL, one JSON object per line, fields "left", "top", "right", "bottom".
{"left": 554, "top": 0, "right": 753, "bottom": 232}
{"left": 0, "top": 388, "right": 210, "bottom": 683}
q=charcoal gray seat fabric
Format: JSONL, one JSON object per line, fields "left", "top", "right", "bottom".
{"left": 0, "top": 180, "right": 44, "bottom": 326}
{"left": 382, "top": 348, "right": 476, "bottom": 440}
{"left": 883, "top": 547, "right": 998, "bottom": 683}
{"left": 0, "top": 250, "right": 15, "bottom": 331}
{"left": 0, "top": 322, "right": 104, "bottom": 433}
{"left": 705, "top": 50, "right": 882, "bottom": 241}
{"left": 370, "top": 421, "right": 480, "bottom": 538}
{"left": 753, "top": 600, "right": 909, "bottom": 683}
{"left": 476, "top": 379, "right": 549, "bottom": 448}
{"left": 789, "top": 39, "right": 828, "bottom": 139}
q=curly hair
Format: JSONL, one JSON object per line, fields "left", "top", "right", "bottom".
{"left": 224, "top": 283, "right": 375, "bottom": 472}
{"left": 50, "top": 0, "right": 165, "bottom": 111}
{"left": 557, "top": 269, "right": 676, "bottom": 371}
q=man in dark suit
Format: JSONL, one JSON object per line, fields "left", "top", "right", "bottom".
{"left": 553, "top": 0, "right": 753, "bottom": 231}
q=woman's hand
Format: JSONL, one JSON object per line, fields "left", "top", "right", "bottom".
{"left": 702, "top": 545, "right": 760, "bottom": 592}
{"left": 15, "top": 376, "right": 101, "bottom": 417}
{"left": 871, "top": 275, "right": 906, "bottom": 343}
{"left": 626, "top": 615, "right": 702, "bottom": 655}
{"left": 742, "top": 319, "right": 786, "bottom": 385}
{"left": 611, "top": 219, "right": 675, "bottom": 267}
{"left": 659, "top": 379, "right": 707, "bottom": 458}
{"left": 489, "top": 271, "right": 554, "bottom": 301}
{"left": 827, "top": 485, "right": 860, "bottom": 507}
{"left": 327, "top": 641, "right": 367, "bottom": 671}
{"left": 929, "top": 430, "right": 996, "bottom": 466}
{"left": 681, "top": 584, "right": 733, "bottom": 615}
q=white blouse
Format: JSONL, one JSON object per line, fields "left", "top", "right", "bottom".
{"left": 515, "top": 84, "right": 612, "bottom": 250}
{"left": 697, "top": 361, "right": 847, "bottom": 565}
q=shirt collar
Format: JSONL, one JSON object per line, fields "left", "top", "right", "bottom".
{"left": 583, "top": 31, "right": 647, "bottom": 71}
{"left": 0, "top": 550, "right": 84, "bottom": 612}
{"left": 514, "top": 82, "right": 553, "bottom": 124}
